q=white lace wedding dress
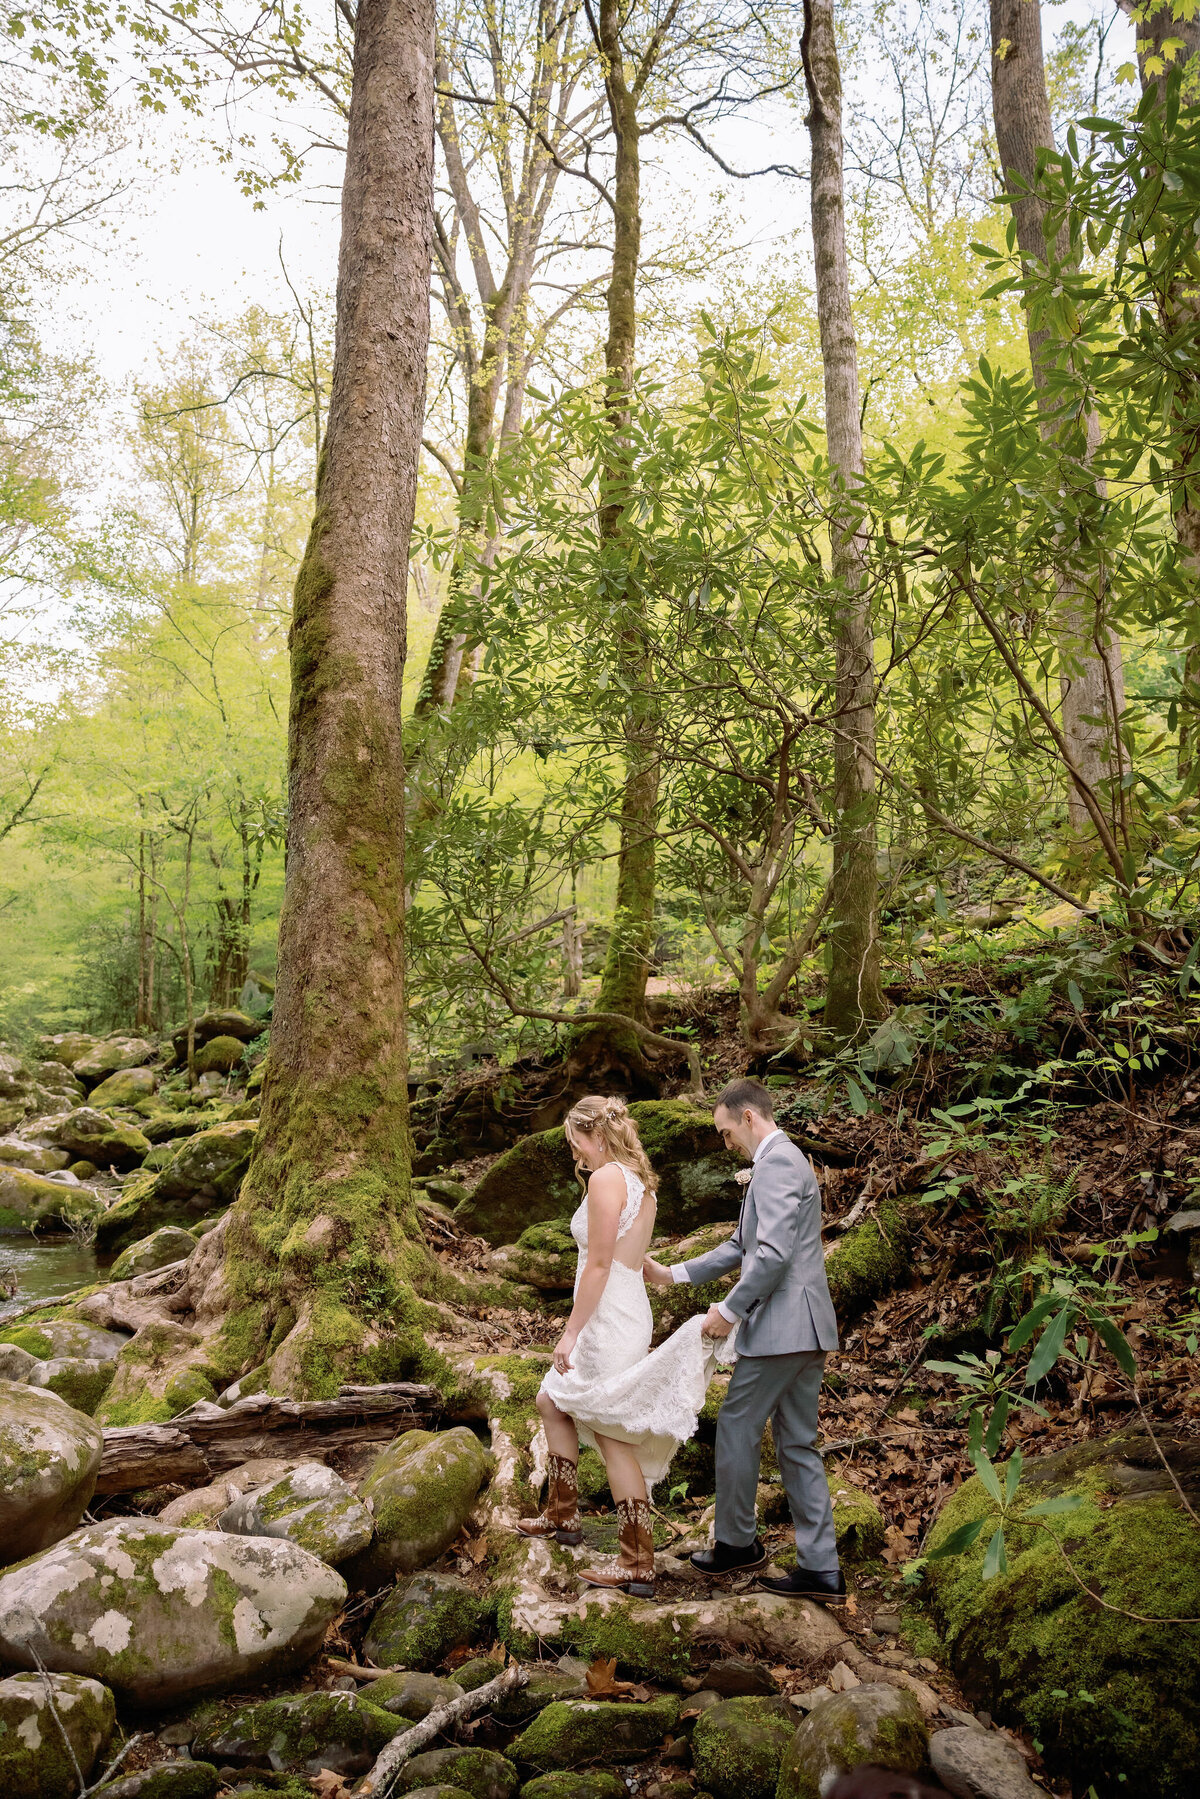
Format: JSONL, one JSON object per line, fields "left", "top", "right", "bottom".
{"left": 539, "top": 1162, "right": 735, "bottom": 1490}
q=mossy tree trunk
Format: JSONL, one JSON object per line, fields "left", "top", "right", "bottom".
{"left": 989, "top": 0, "right": 1126, "bottom": 832}
{"left": 224, "top": 0, "right": 437, "bottom": 1397}
{"left": 803, "top": 0, "right": 887, "bottom": 1043}
{"left": 570, "top": 0, "right": 667, "bottom": 1092}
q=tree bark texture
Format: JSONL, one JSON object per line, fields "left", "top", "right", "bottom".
{"left": 803, "top": 0, "right": 887, "bottom": 1041}
{"left": 589, "top": 0, "right": 660, "bottom": 1066}
{"left": 227, "top": 0, "right": 435, "bottom": 1397}
{"left": 989, "top": 0, "right": 1126, "bottom": 827}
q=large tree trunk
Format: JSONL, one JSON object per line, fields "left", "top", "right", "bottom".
{"left": 1116, "top": 0, "right": 1200, "bottom": 772}
{"left": 570, "top": 0, "right": 661, "bottom": 1090}
{"left": 223, "top": 0, "right": 436, "bottom": 1397}
{"left": 803, "top": 0, "right": 887, "bottom": 1042}
{"left": 989, "top": 0, "right": 1126, "bottom": 828}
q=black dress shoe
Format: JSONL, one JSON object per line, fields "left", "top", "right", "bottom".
{"left": 758, "top": 1565, "right": 846, "bottom": 1602}
{"left": 689, "top": 1538, "right": 768, "bottom": 1575}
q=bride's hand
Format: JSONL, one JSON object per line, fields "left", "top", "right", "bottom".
{"left": 552, "top": 1331, "right": 577, "bottom": 1374}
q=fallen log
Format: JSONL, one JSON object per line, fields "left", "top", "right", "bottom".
{"left": 96, "top": 1382, "right": 442, "bottom": 1493}
{"left": 360, "top": 1664, "right": 527, "bottom": 1797}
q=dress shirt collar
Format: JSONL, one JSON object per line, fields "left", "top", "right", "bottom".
{"left": 752, "top": 1126, "right": 783, "bottom": 1165}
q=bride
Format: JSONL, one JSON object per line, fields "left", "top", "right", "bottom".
{"left": 517, "top": 1094, "right": 730, "bottom": 1598}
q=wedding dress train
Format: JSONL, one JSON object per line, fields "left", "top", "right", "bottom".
{"left": 539, "top": 1163, "right": 734, "bottom": 1490}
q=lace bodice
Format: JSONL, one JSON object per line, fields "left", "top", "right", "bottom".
{"left": 570, "top": 1162, "right": 646, "bottom": 1250}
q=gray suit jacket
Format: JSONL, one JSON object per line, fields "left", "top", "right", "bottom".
{"left": 681, "top": 1131, "right": 839, "bottom": 1356}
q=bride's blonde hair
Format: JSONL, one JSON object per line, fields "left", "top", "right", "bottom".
{"left": 564, "top": 1094, "right": 658, "bottom": 1196}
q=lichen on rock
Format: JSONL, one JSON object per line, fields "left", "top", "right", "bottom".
{"left": 347, "top": 1426, "right": 490, "bottom": 1583}
{"left": 192, "top": 1689, "right": 400, "bottom": 1776}
{"left": 777, "top": 1685, "right": 928, "bottom": 1799}
{"left": 218, "top": 1459, "right": 374, "bottom": 1565}
{"left": 0, "top": 1669, "right": 115, "bottom": 1799}
{"left": 363, "top": 1569, "right": 493, "bottom": 1670}
{"left": 0, "top": 1380, "right": 104, "bottom": 1565}
{"left": 690, "top": 1696, "right": 797, "bottom": 1799}
{"left": 510, "top": 1696, "right": 681, "bottom": 1769}
{"left": 397, "top": 1748, "right": 519, "bottom": 1799}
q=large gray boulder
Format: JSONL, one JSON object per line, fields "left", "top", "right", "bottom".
{"left": 36, "top": 1032, "right": 97, "bottom": 1068}
{"left": 0, "top": 1382, "right": 104, "bottom": 1564}
{"left": 777, "top": 1686, "right": 928, "bottom": 1799}
{"left": 930, "top": 1727, "right": 1043, "bottom": 1799}
{"left": 88, "top": 1067, "right": 158, "bottom": 1109}
{"left": 157, "top": 1458, "right": 305, "bottom": 1528}
{"left": 219, "top": 1460, "right": 374, "bottom": 1565}
{"left": 110, "top": 1226, "right": 197, "bottom": 1281}
{"left": 14, "top": 1320, "right": 130, "bottom": 1361}
{"left": 0, "top": 1166, "right": 105, "bottom": 1233}
{"left": 0, "top": 1344, "right": 37, "bottom": 1381}
{"left": 72, "top": 1038, "right": 155, "bottom": 1086}
{"left": 95, "top": 1120, "right": 257, "bottom": 1251}
{"left": 27, "top": 1357, "right": 115, "bottom": 1416}
{"left": 0, "top": 1517, "right": 346, "bottom": 1706}
{"left": 363, "top": 1570, "right": 492, "bottom": 1670}
{"left": 0, "top": 1670, "right": 115, "bottom": 1798}
{"left": 0, "top": 1136, "right": 69, "bottom": 1173}
{"left": 347, "top": 1427, "right": 489, "bottom": 1583}
{"left": 192, "top": 1689, "right": 400, "bottom": 1776}
{"left": 48, "top": 1108, "right": 149, "bottom": 1170}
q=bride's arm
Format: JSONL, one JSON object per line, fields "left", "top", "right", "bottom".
{"left": 553, "top": 1166, "right": 625, "bottom": 1371}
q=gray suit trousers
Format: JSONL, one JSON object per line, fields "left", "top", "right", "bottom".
{"left": 715, "top": 1349, "right": 839, "bottom": 1568}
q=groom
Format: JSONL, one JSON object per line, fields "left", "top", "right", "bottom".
{"left": 644, "top": 1077, "right": 844, "bottom": 1601}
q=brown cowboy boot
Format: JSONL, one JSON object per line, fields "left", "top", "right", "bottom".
{"left": 517, "top": 1453, "right": 583, "bottom": 1545}
{"left": 578, "top": 1497, "right": 655, "bottom": 1599}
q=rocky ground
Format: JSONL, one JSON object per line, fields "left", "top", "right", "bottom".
{"left": 1, "top": 978, "right": 1198, "bottom": 1799}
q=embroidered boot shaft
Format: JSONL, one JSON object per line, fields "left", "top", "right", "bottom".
{"left": 517, "top": 1453, "right": 583, "bottom": 1545}
{"left": 578, "top": 1496, "right": 655, "bottom": 1599}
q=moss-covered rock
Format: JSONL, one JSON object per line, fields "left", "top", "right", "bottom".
{"left": 0, "top": 1380, "right": 103, "bottom": 1564}
{"left": 27, "top": 1355, "right": 115, "bottom": 1415}
{"left": 0, "top": 1669, "right": 115, "bottom": 1798}
{"left": 510, "top": 1696, "right": 681, "bottom": 1769}
{"left": 492, "top": 1667, "right": 587, "bottom": 1728}
{"left": 91, "top": 1764, "right": 221, "bottom": 1799}
{"left": 96, "top": 1121, "right": 257, "bottom": 1252}
{"left": 398, "top": 1748, "right": 519, "bottom": 1799}
{"left": 218, "top": 1459, "right": 374, "bottom": 1565}
{"left": 49, "top": 1107, "right": 150, "bottom": 1169}
{"left": 193, "top": 1688, "right": 401, "bottom": 1774}
{"left": 824, "top": 1201, "right": 920, "bottom": 1317}
{"left": 457, "top": 1102, "right": 741, "bottom": 1244}
{"left": 519, "top": 1776, "right": 627, "bottom": 1799}
{"left": 348, "top": 1426, "right": 490, "bottom": 1583}
{"left": 37, "top": 1031, "right": 97, "bottom": 1068}
{"left": 193, "top": 1035, "right": 246, "bottom": 1076}
{"left": 0, "top": 1517, "right": 347, "bottom": 1705}
{"left": 95, "top": 1320, "right": 220, "bottom": 1425}
{"left": 1, "top": 1320, "right": 128, "bottom": 1360}
{"left": 691, "top": 1697, "right": 796, "bottom": 1799}
{"left": 489, "top": 1221, "right": 577, "bottom": 1290}
{"left": 368, "top": 1670, "right": 466, "bottom": 1719}
{"left": 157, "top": 1457, "right": 305, "bottom": 1528}
{"left": 171, "top": 1010, "right": 261, "bottom": 1059}
{"left": 111, "top": 1226, "right": 197, "bottom": 1281}
{"left": 89, "top": 1067, "right": 158, "bottom": 1109}
{"left": 922, "top": 1429, "right": 1200, "bottom": 1799}
{"left": 766, "top": 1469, "right": 885, "bottom": 1565}
{"left": 363, "top": 1570, "right": 493, "bottom": 1670}
{"left": 0, "top": 1165, "right": 105, "bottom": 1234}
{"left": 455, "top": 1656, "right": 506, "bottom": 1692}
{"left": 0, "top": 1136, "right": 69, "bottom": 1173}
{"left": 776, "top": 1686, "right": 927, "bottom": 1799}
{"left": 0, "top": 1342, "right": 36, "bottom": 1380}
{"left": 73, "top": 1038, "right": 155, "bottom": 1085}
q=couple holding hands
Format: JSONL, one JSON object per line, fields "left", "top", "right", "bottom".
{"left": 516, "top": 1078, "right": 845, "bottom": 1604}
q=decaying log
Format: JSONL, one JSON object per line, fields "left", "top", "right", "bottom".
{"left": 96, "top": 1382, "right": 441, "bottom": 1494}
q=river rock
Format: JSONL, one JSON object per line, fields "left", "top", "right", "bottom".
{"left": 519, "top": 1777, "right": 626, "bottom": 1799}
{"left": 0, "top": 1165, "right": 105, "bottom": 1233}
{"left": 96, "top": 1120, "right": 258, "bottom": 1251}
{"left": 0, "top": 1343, "right": 37, "bottom": 1380}
{"left": 111, "top": 1226, "right": 198, "bottom": 1281}
{"left": 192, "top": 1035, "right": 245, "bottom": 1075}
{"left": 701, "top": 1657, "right": 781, "bottom": 1697}
{"left": 777, "top": 1686, "right": 928, "bottom": 1799}
{"left": 11, "top": 1320, "right": 131, "bottom": 1360}
{"left": 0, "top": 1053, "right": 31, "bottom": 1104}
{"left": 89, "top": 1068, "right": 158, "bottom": 1109}
{"left": 157, "top": 1458, "right": 306, "bottom": 1527}
{"left": 691, "top": 1696, "right": 796, "bottom": 1799}
{"left": 37, "top": 1032, "right": 97, "bottom": 1068}
{"left": 0, "top": 1136, "right": 69, "bottom": 1173}
{"left": 49, "top": 1108, "right": 149, "bottom": 1170}
{"left": 930, "top": 1728, "right": 1041, "bottom": 1799}
{"left": 0, "top": 1516, "right": 347, "bottom": 1705}
{"left": 73, "top": 1039, "right": 155, "bottom": 1085}
{"left": 455, "top": 1100, "right": 741, "bottom": 1242}
{"left": 398, "top": 1748, "right": 519, "bottom": 1799}
{"left": 0, "top": 1670, "right": 115, "bottom": 1798}
{"left": 488, "top": 1222, "right": 577, "bottom": 1290}
{"left": 492, "top": 1666, "right": 587, "bottom": 1728}
{"left": 923, "top": 1426, "right": 1200, "bottom": 1798}
{"left": 193, "top": 1689, "right": 399, "bottom": 1775}
{"left": 363, "top": 1569, "right": 492, "bottom": 1669}
{"left": 27, "top": 1356, "right": 115, "bottom": 1415}
{"left": 0, "top": 1381, "right": 104, "bottom": 1564}
{"left": 91, "top": 1765, "right": 220, "bottom": 1799}
{"left": 219, "top": 1460, "right": 374, "bottom": 1564}
{"left": 349, "top": 1426, "right": 489, "bottom": 1582}
{"left": 368, "top": 1670, "right": 466, "bottom": 1720}
{"left": 95, "top": 1320, "right": 219, "bottom": 1424}
{"left": 455, "top": 1656, "right": 506, "bottom": 1692}
{"left": 171, "top": 1011, "right": 261, "bottom": 1060}
{"left": 511, "top": 1697, "right": 681, "bottom": 1769}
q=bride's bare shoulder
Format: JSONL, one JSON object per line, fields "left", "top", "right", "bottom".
{"left": 586, "top": 1162, "right": 627, "bottom": 1204}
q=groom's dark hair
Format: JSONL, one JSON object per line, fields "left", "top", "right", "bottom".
{"left": 715, "top": 1077, "right": 774, "bottom": 1121}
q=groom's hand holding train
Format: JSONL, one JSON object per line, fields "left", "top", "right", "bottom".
{"left": 644, "top": 1077, "right": 845, "bottom": 1602}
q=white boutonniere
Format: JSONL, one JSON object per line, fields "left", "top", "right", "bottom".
{"left": 734, "top": 1167, "right": 753, "bottom": 1186}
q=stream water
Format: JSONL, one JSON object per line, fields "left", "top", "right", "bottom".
{"left": 0, "top": 1233, "right": 102, "bottom": 1322}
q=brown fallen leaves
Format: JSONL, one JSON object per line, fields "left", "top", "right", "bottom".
{"left": 585, "top": 1656, "right": 655, "bottom": 1702}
